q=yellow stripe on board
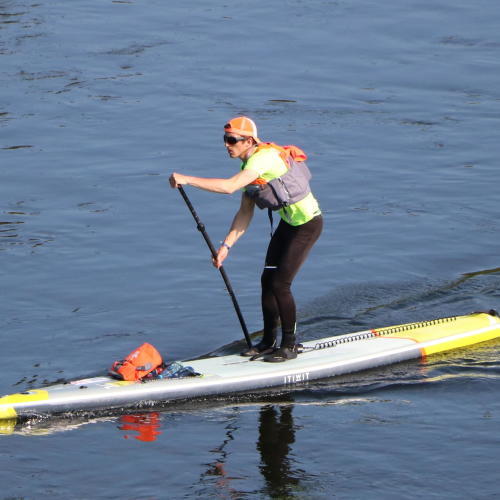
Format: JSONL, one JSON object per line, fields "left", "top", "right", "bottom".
{"left": 0, "top": 405, "right": 17, "bottom": 420}
{"left": 421, "top": 326, "right": 500, "bottom": 356}
{"left": 0, "top": 389, "right": 49, "bottom": 420}
{"left": 375, "top": 313, "right": 500, "bottom": 355}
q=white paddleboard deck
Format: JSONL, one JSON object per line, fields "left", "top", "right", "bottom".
{"left": 1, "top": 311, "right": 499, "bottom": 421}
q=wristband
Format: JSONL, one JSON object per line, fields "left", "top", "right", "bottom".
{"left": 221, "top": 242, "right": 231, "bottom": 251}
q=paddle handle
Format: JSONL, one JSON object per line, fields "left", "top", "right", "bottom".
{"left": 177, "top": 186, "right": 252, "bottom": 348}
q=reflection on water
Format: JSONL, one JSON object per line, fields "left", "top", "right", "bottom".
{"left": 118, "top": 412, "right": 162, "bottom": 442}
{"left": 185, "top": 403, "right": 303, "bottom": 498}
{"left": 257, "top": 404, "right": 302, "bottom": 498}
{"left": 198, "top": 412, "right": 241, "bottom": 498}
{"left": 195, "top": 404, "right": 307, "bottom": 498}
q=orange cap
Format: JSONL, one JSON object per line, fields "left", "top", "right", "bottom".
{"left": 224, "top": 116, "right": 261, "bottom": 143}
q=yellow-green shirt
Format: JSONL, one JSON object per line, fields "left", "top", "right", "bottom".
{"left": 242, "top": 148, "right": 321, "bottom": 226}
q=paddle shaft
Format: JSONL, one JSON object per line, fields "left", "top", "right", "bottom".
{"left": 177, "top": 186, "right": 252, "bottom": 348}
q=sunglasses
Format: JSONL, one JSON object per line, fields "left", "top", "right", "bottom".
{"left": 223, "top": 134, "right": 248, "bottom": 145}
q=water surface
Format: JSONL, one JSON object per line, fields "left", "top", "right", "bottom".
{"left": 1, "top": 0, "right": 500, "bottom": 498}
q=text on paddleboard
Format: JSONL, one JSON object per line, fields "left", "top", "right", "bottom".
{"left": 284, "top": 372, "right": 310, "bottom": 384}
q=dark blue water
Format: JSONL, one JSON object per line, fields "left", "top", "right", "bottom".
{"left": 1, "top": 1, "right": 500, "bottom": 498}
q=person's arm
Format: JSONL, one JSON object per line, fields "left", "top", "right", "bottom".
{"left": 214, "top": 192, "right": 255, "bottom": 268}
{"left": 169, "top": 169, "right": 258, "bottom": 194}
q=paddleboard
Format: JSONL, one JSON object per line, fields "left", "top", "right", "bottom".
{"left": 1, "top": 311, "right": 499, "bottom": 424}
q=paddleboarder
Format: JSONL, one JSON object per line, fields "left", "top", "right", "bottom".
{"left": 169, "top": 117, "right": 322, "bottom": 362}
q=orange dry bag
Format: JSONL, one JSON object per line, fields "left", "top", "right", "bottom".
{"left": 109, "top": 343, "right": 164, "bottom": 381}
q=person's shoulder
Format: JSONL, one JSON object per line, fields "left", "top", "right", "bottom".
{"left": 250, "top": 146, "right": 282, "bottom": 163}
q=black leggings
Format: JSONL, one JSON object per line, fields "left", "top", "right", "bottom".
{"left": 261, "top": 215, "right": 323, "bottom": 340}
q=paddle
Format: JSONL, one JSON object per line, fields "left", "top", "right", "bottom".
{"left": 177, "top": 185, "right": 253, "bottom": 349}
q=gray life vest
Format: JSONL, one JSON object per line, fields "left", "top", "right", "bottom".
{"left": 244, "top": 157, "right": 312, "bottom": 211}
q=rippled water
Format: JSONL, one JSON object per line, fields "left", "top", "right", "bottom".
{"left": 1, "top": 0, "right": 500, "bottom": 498}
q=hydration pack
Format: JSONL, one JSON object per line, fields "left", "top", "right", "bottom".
{"left": 109, "top": 342, "right": 164, "bottom": 381}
